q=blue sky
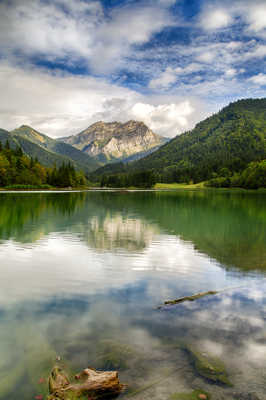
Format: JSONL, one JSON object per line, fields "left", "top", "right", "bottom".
{"left": 0, "top": 0, "right": 265, "bottom": 137}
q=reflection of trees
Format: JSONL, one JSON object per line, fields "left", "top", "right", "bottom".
{"left": 0, "top": 193, "right": 86, "bottom": 243}
{"left": 151, "top": 191, "right": 266, "bottom": 271}
{"left": 0, "top": 190, "right": 265, "bottom": 272}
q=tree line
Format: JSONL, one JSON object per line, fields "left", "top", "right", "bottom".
{"left": 0, "top": 141, "right": 86, "bottom": 188}
{"left": 99, "top": 159, "right": 266, "bottom": 189}
{"left": 206, "top": 159, "right": 266, "bottom": 189}
{"left": 100, "top": 170, "right": 156, "bottom": 188}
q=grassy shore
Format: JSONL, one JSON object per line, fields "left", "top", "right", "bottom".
{"left": 154, "top": 182, "right": 266, "bottom": 193}
{"left": 154, "top": 182, "right": 206, "bottom": 190}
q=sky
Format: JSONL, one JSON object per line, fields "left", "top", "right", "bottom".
{"left": 0, "top": 0, "right": 265, "bottom": 138}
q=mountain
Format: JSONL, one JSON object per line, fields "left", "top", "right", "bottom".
{"left": 94, "top": 98, "right": 266, "bottom": 184}
{"left": 3, "top": 125, "right": 100, "bottom": 173}
{"left": 0, "top": 128, "right": 67, "bottom": 168}
{"left": 60, "top": 120, "right": 167, "bottom": 163}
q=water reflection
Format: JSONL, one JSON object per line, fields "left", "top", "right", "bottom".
{"left": 0, "top": 191, "right": 265, "bottom": 399}
{"left": 0, "top": 191, "right": 265, "bottom": 270}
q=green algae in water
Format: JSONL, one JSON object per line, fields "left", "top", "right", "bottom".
{"left": 185, "top": 345, "right": 232, "bottom": 386}
{"left": 0, "top": 362, "right": 26, "bottom": 398}
{"left": 94, "top": 340, "right": 136, "bottom": 371}
{"left": 169, "top": 389, "right": 211, "bottom": 400}
{"left": 0, "top": 325, "right": 57, "bottom": 399}
{"left": 96, "top": 352, "right": 128, "bottom": 370}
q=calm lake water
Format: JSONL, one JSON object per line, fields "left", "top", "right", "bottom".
{"left": 0, "top": 190, "right": 266, "bottom": 400}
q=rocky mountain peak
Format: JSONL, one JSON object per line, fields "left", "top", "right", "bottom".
{"left": 61, "top": 120, "right": 167, "bottom": 163}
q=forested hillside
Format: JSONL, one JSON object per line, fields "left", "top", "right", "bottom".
{"left": 93, "top": 98, "right": 266, "bottom": 188}
{"left": 0, "top": 140, "right": 86, "bottom": 188}
{"left": 0, "top": 127, "right": 99, "bottom": 174}
{"left": 11, "top": 125, "right": 100, "bottom": 173}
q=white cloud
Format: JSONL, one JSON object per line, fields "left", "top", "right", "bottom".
{"left": 196, "top": 51, "right": 216, "bottom": 63}
{"left": 0, "top": 62, "right": 202, "bottom": 138}
{"left": 149, "top": 63, "right": 203, "bottom": 89}
{"left": 89, "top": 3, "right": 175, "bottom": 73}
{"left": 248, "top": 73, "right": 266, "bottom": 86}
{"left": 244, "top": 44, "right": 266, "bottom": 60}
{"left": 0, "top": 0, "right": 99, "bottom": 59}
{"left": 0, "top": 62, "right": 137, "bottom": 136}
{"left": 131, "top": 101, "right": 195, "bottom": 137}
{"left": 0, "top": 0, "right": 265, "bottom": 141}
{"left": 199, "top": 8, "right": 233, "bottom": 30}
{"left": 246, "top": 3, "right": 266, "bottom": 35}
{"left": 149, "top": 67, "right": 178, "bottom": 89}
{"left": 199, "top": 1, "right": 266, "bottom": 38}
{"left": 225, "top": 68, "right": 237, "bottom": 78}
{"left": 226, "top": 41, "right": 243, "bottom": 50}
{"left": 0, "top": 0, "right": 174, "bottom": 73}
{"left": 175, "top": 63, "right": 203, "bottom": 75}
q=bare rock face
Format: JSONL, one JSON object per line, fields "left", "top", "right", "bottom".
{"left": 61, "top": 120, "right": 167, "bottom": 162}
{"left": 47, "top": 365, "right": 125, "bottom": 400}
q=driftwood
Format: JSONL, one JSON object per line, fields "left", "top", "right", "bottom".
{"left": 158, "top": 286, "right": 244, "bottom": 309}
{"left": 47, "top": 365, "right": 126, "bottom": 400}
{"left": 157, "top": 290, "right": 218, "bottom": 309}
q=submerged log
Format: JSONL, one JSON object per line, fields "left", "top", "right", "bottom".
{"left": 158, "top": 286, "right": 244, "bottom": 309}
{"left": 47, "top": 364, "right": 126, "bottom": 400}
{"left": 158, "top": 290, "right": 218, "bottom": 308}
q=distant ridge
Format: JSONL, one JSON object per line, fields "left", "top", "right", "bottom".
{"left": 1, "top": 125, "right": 100, "bottom": 173}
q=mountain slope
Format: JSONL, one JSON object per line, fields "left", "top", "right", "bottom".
{"left": 0, "top": 127, "right": 99, "bottom": 173}
{"left": 10, "top": 125, "right": 100, "bottom": 173}
{"left": 61, "top": 120, "right": 167, "bottom": 163}
{"left": 94, "top": 98, "right": 266, "bottom": 182}
{"left": 0, "top": 129, "right": 74, "bottom": 168}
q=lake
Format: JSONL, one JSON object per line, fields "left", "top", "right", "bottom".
{"left": 0, "top": 190, "right": 265, "bottom": 400}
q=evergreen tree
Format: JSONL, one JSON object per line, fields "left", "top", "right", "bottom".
{"left": 0, "top": 145, "right": 87, "bottom": 188}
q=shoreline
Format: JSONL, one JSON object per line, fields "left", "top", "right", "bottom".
{"left": 0, "top": 186, "right": 265, "bottom": 194}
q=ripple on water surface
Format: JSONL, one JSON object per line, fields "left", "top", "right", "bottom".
{"left": 0, "top": 190, "right": 265, "bottom": 399}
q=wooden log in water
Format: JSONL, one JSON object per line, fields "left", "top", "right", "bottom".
{"left": 158, "top": 290, "right": 219, "bottom": 309}
{"left": 47, "top": 364, "right": 126, "bottom": 400}
{"left": 158, "top": 286, "right": 244, "bottom": 309}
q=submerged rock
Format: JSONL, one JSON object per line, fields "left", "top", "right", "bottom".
{"left": 185, "top": 345, "right": 232, "bottom": 386}
{"left": 169, "top": 389, "right": 211, "bottom": 400}
{"left": 47, "top": 364, "right": 125, "bottom": 400}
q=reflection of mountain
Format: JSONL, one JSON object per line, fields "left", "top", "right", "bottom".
{"left": 0, "top": 191, "right": 265, "bottom": 271}
{"left": 86, "top": 214, "right": 157, "bottom": 251}
{"left": 0, "top": 192, "right": 158, "bottom": 252}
